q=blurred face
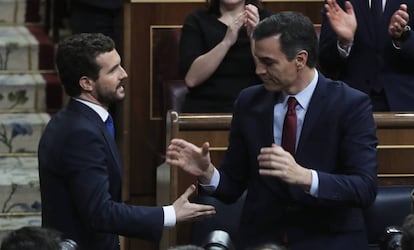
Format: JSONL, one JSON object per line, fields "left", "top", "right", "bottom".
{"left": 220, "top": 0, "right": 244, "bottom": 9}
{"left": 92, "top": 49, "right": 128, "bottom": 107}
{"left": 254, "top": 35, "right": 301, "bottom": 94}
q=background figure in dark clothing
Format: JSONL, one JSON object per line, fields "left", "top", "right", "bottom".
{"left": 179, "top": 0, "right": 273, "bottom": 113}
{"left": 319, "top": 0, "right": 414, "bottom": 111}
{"left": 69, "top": 0, "right": 122, "bottom": 45}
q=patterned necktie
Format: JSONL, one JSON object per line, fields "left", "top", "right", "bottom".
{"left": 282, "top": 97, "right": 298, "bottom": 156}
{"left": 105, "top": 114, "right": 115, "bottom": 138}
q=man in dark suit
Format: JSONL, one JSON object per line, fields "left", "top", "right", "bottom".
{"left": 166, "top": 12, "right": 378, "bottom": 250}
{"left": 319, "top": 0, "right": 414, "bottom": 111}
{"left": 38, "top": 33, "right": 215, "bottom": 250}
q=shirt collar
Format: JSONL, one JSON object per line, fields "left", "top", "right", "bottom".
{"left": 73, "top": 98, "right": 109, "bottom": 122}
{"left": 283, "top": 69, "right": 318, "bottom": 110}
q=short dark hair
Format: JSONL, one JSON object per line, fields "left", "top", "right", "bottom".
{"left": 0, "top": 226, "right": 62, "bottom": 250}
{"left": 207, "top": 0, "right": 262, "bottom": 17}
{"left": 252, "top": 12, "right": 318, "bottom": 67}
{"left": 55, "top": 33, "right": 115, "bottom": 97}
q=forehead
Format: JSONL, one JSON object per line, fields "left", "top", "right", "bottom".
{"left": 253, "top": 35, "right": 284, "bottom": 58}
{"left": 95, "top": 49, "right": 120, "bottom": 68}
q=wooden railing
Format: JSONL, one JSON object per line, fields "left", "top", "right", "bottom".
{"left": 157, "top": 111, "right": 414, "bottom": 246}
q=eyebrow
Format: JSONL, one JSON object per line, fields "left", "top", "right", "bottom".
{"left": 107, "top": 63, "right": 120, "bottom": 74}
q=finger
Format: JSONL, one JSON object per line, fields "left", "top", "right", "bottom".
{"left": 344, "top": 1, "right": 354, "bottom": 15}
{"left": 170, "top": 138, "right": 187, "bottom": 150}
{"left": 259, "top": 168, "right": 282, "bottom": 177}
{"left": 258, "top": 160, "right": 274, "bottom": 169}
{"left": 181, "top": 184, "right": 196, "bottom": 199}
{"left": 260, "top": 144, "right": 282, "bottom": 154}
{"left": 166, "top": 157, "right": 183, "bottom": 167}
{"left": 194, "top": 204, "right": 216, "bottom": 213}
{"left": 329, "top": 0, "right": 341, "bottom": 12}
{"left": 201, "top": 142, "right": 210, "bottom": 157}
{"left": 190, "top": 207, "right": 216, "bottom": 221}
{"left": 245, "top": 5, "right": 258, "bottom": 17}
{"left": 167, "top": 143, "right": 181, "bottom": 152}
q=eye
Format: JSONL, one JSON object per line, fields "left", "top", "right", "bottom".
{"left": 260, "top": 59, "right": 274, "bottom": 66}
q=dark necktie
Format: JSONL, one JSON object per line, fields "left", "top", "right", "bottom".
{"left": 371, "top": 0, "right": 384, "bottom": 92}
{"left": 282, "top": 97, "right": 298, "bottom": 156}
{"left": 105, "top": 114, "right": 115, "bottom": 138}
{"left": 371, "top": 0, "right": 383, "bottom": 35}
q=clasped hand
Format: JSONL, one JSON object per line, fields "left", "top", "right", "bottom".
{"left": 258, "top": 144, "right": 312, "bottom": 188}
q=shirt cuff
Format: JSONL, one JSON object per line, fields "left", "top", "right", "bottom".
{"left": 163, "top": 205, "right": 176, "bottom": 227}
{"left": 309, "top": 170, "right": 319, "bottom": 197}
{"left": 199, "top": 168, "right": 220, "bottom": 192}
{"left": 337, "top": 40, "right": 352, "bottom": 58}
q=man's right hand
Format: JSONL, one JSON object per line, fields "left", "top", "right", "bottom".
{"left": 173, "top": 185, "right": 216, "bottom": 223}
{"left": 166, "top": 138, "right": 215, "bottom": 184}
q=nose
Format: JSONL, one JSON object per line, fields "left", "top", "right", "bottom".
{"left": 120, "top": 66, "right": 128, "bottom": 79}
{"left": 255, "top": 62, "right": 266, "bottom": 76}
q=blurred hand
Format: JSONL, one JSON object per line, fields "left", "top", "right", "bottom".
{"left": 223, "top": 12, "right": 245, "bottom": 46}
{"left": 389, "top": 4, "right": 410, "bottom": 39}
{"left": 257, "top": 144, "right": 312, "bottom": 188}
{"left": 173, "top": 184, "right": 216, "bottom": 223}
{"left": 244, "top": 4, "right": 260, "bottom": 38}
{"left": 324, "top": 0, "right": 357, "bottom": 47}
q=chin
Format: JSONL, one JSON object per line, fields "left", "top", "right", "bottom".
{"left": 263, "top": 84, "right": 281, "bottom": 92}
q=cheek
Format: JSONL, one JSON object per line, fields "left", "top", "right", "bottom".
{"left": 267, "top": 67, "right": 282, "bottom": 79}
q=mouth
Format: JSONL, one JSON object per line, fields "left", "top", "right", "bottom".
{"left": 117, "top": 82, "right": 125, "bottom": 89}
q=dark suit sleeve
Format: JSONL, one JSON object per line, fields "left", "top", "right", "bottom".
{"left": 316, "top": 89, "right": 378, "bottom": 208}
{"left": 61, "top": 127, "right": 164, "bottom": 241}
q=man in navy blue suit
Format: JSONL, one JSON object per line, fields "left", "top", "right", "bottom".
{"left": 167, "top": 12, "right": 378, "bottom": 250}
{"left": 38, "top": 33, "right": 215, "bottom": 250}
{"left": 319, "top": 0, "right": 414, "bottom": 111}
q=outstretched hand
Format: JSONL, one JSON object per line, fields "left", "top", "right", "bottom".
{"left": 173, "top": 184, "right": 216, "bottom": 223}
{"left": 324, "top": 0, "right": 357, "bottom": 47}
{"left": 166, "top": 138, "right": 215, "bottom": 184}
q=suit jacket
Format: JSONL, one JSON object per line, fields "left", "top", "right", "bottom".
{"left": 212, "top": 74, "right": 378, "bottom": 250}
{"left": 319, "top": 0, "right": 414, "bottom": 111}
{"left": 38, "top": 100, "right": 164, "bottom": 250}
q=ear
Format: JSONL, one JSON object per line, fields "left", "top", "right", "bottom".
{"left": 79, "top": 76, "right": 94, "bottom": 91}
{"left": 295, "top": 50, "right": 308, "bottom": 69}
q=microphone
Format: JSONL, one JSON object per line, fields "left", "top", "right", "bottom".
{"left": 202, "top": 230, "right": 234, "bottom": 250}
{"left": 60, "top": 239, "right": 78, "bottom": 250}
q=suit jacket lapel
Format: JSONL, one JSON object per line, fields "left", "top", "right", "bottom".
{"left": 296, "top": 75, "right": 327, "bottom": 159}
{"left": 255, "top": 91, "right": 291, "bottom": 200}
{"left": 68, "top": 100, "right": 123, "bottom": 176}
{"left": 288, "top": 75, "right": 328, "bottom": 202}
{"left": 103, "top": 127, "right": 123, "bottom": 177}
